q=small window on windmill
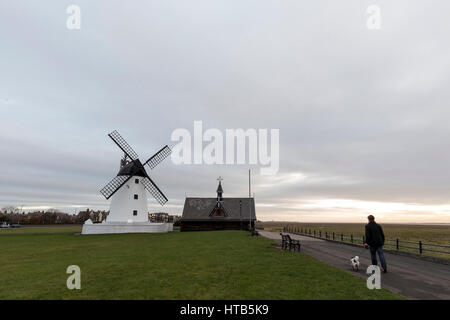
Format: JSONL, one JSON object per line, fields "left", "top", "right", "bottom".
{"left": 133, "top": 210, "right": 138, "bottom": 216}
{"left": 134, "top": 194, "right": 138, "bottom": 200}
{"left": 135, "top": 178, "right": 139, "bottom": 184}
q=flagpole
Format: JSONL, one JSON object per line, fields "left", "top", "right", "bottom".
{"left": 249, "top": 169, "right": 252, "bottom": 231}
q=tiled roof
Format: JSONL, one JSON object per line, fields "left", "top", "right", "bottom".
{"left": 181, "top": 197, "right": 256, "bottom": 221}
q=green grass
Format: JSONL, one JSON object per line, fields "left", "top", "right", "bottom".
{"left": 0, "top": 227, "right": 401, "bottom": 300}
{"left": 0, "top": 226, "right": 82, "bottom": 234}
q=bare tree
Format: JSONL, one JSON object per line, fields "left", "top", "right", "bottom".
{"left": 1, "top": 206, "right": 19, "bottom": 214}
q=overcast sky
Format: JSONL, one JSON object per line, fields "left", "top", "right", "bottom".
{"left": 1, "top": 1, "right": 450, "bottom": 223}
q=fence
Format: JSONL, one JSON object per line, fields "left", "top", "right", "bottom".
{"left": 283, "top": 226, "right": 450, "bottom": 258}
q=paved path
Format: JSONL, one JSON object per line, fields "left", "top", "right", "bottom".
{"left": 259, "top": 230, "right": 450, "bottom": 300}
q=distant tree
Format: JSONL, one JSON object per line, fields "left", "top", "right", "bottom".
{"left": 0, "top": 212, "right": 9, "bottom": 224}
{"left": 28, "top": 214, "right": 41, "bottom": 224}
{"left": 55, "top": 212, "right": 75, "bottom": 224}
{"left": 0, "top": 208, "right": 96, "bottom": 225}
{"left": 7, "top": 213, "right": 26, "bottom": 224}
{"left": 1, "top": 206, "right": 19, "bottom": 214}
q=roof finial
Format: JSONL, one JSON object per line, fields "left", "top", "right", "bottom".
{"left": 216, "top": 176, "right": 223, "bottom": 201}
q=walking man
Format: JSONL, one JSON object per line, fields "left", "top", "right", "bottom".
{"left": 363, "top": 215, "right": 387, "bottom": 273}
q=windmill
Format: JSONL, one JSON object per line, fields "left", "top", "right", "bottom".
{"left": 100, "top": 130, "right": 171, "bottom": 223}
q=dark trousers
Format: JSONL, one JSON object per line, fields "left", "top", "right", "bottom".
{"left": 370, "top": 246, "right": 387, "bottom": 269}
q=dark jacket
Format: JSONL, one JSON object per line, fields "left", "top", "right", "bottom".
{"left": 365, "top": 221, "right": 385, "bottom": 247}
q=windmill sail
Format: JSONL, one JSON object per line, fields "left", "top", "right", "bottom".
{"left": 102, "top": 130, "right": 170, "bottom": 207}
{"left": 141, "top": 176, "right": 168, "bottom": 205}
{"left": 108, "top": 130, "right": 139, "bottom": 161}
{"left": 100, "top": 175, "right": 132, "bottom": 199}
{"left": 143, "top": 145, "right": 171, "bottom": 169}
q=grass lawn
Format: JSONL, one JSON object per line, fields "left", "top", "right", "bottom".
{"left": 0, "top": 227, "right": 402, "bottom": 300}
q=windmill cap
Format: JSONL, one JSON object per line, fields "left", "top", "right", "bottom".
{"left": 117, "top": 160, "right": 148, "bottom": 177}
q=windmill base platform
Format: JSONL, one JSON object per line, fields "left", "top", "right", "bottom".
{"left": 81, "top": 221, "right": 173, "bottom": 235}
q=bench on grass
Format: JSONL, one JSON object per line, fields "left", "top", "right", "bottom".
{"left": 280, "top": 233, "right": 301, "bottom": 252}
{"left": 251, "top": 230, "right": 259, "bottom": 237}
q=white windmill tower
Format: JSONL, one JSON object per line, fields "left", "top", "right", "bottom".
{"left": 82, "top": 130, "right": 172, "bottom": 234}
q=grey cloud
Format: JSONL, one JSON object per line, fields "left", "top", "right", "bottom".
{"left": 1, "top": 1, "right": 450, "bottom": 222}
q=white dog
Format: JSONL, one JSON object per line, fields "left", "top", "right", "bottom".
{"left": 350, "top": 256, "right": 360, "bottom": 271}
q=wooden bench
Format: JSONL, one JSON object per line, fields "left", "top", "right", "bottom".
{"left": 280, "top": 233, "right": 301, "bottom": 252}
{"left": 280, "top": 233, "right": 289, "bottom": 250}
